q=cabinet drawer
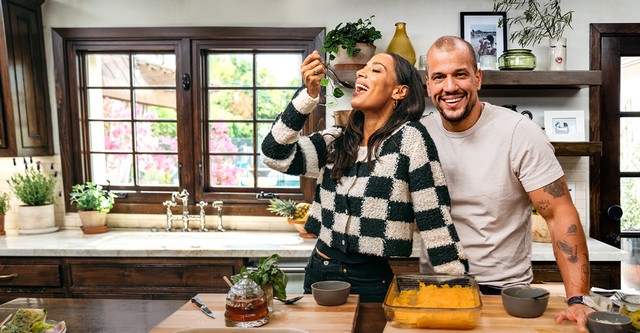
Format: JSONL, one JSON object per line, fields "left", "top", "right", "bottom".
{"left": 0, "top": 265, "right": 62, "bottom": 287}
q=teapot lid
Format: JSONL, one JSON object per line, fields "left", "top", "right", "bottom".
{"left": 228, "top": 272, "right": 264, "bottom": 298}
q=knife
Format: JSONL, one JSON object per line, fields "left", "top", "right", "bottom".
{"left": 191, "top": 296, "right": 215, "bottom": 318}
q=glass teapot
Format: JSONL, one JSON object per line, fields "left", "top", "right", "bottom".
{"left": 224, "top": 273, "right": 269, "bottom": 328}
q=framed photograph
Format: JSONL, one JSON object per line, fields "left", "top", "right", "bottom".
{"left": 544, "top": 111, "right": 586, "bottom": 142}
{"left": 460, "top": 12, "right": 507, "bottom": 63}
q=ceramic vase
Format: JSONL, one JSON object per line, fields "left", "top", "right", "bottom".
{"left": 549, "top": 37, "right": 567, "bottom": 71}
{"left": 17, "top": 204, "right": 57, "bottom": 234}
{"left": 386, "top": 22, "right": 416, "bottom": 65}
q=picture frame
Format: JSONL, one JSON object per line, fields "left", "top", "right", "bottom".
{"left": 460, "top": 12, "right": 507, "bottom": 64}
{"left": 544, "top": 110, "right": 586, "bottom": 142}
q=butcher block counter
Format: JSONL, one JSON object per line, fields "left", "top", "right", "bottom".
{"left": 149, "top": 293, "right": 359, "bottom": 333}
{"left": 383, "top": 295, "right": 581, "bottom": 333}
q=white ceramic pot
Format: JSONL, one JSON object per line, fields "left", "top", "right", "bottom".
{"left": 17, "top": 204, "right": 56, "bottom": 234}
{"left": 549, "top": 37, "right": 567, "bottom": 71}
{"left": 333, "top": 43, "right": 376, "bottom": 68}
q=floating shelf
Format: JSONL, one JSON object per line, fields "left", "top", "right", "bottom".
{"left": 552, "top": 142, "right": 602, "bottom": 156}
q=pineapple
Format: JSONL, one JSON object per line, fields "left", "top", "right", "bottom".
{"left": 268, "top": 199, "right": 311, "bottom": 220}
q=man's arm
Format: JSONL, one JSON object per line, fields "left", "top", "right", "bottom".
{"left": 528, "top": 176, "right": 592, "bottom": 332}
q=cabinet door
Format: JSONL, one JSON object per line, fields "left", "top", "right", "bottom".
{"left": 0, "top": 0, "right": 53, "bottom": 156}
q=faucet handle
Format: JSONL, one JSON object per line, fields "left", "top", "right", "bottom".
{"left": 163, "top": 200, "right": 177, "bottom": 207}
{"left": 196, "top": 201, "right": 208, "bottom": 209}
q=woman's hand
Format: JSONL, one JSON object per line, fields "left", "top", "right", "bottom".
{"left": 301, "top": 50, "right": 325, "bottom": 98}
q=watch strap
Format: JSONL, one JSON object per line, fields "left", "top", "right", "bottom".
{"left": 567, "top": 295, "right": 584, "bottom": 306}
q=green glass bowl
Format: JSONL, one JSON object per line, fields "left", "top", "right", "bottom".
{"left": 498, "top": 49, "right": 536, "bottom": 70}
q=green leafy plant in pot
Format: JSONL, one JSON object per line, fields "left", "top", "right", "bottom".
{"left": 70, "top": 182, "right": 116, "bottom": 233}
{"left": 322, "top": 15, "right": 382, "bottom": 63}
{"left": 7, "top": 164, "right": 58, "bottom": 234}
{"left": 0, "top": 192, "right": 10, "bottom": 235}
{"left": 231, "top": 254, "right": 289, "bottom": 312}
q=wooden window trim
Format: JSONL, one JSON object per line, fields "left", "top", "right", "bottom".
{"left": 52, "top": 27, "right": 325, "bottom": 215}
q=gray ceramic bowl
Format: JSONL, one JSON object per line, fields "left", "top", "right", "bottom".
{"left": 501, "top": 286, "right": 550, "bottom": 318}
{"left": 311, "top": 280, "right": 351, "bottom": 306}
{"left": 587, "top": 311, "right": 632, "bottom": 333}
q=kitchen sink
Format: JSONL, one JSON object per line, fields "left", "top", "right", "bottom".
{"left": 90, "top": 231, "right": 306, "bottom": 250}
{"left": 176, "top": 329, "right": 308, "bottom": 333}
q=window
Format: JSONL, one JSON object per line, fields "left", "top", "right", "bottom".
{"left": 53, "top": 27, "right": 325, "bottom": 214}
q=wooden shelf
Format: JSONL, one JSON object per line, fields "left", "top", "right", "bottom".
{"left": 552, "top": 142, "right": 602, "bottom": 156}
{"left": 333, "top": 69, "right": 602, "bottom": 89}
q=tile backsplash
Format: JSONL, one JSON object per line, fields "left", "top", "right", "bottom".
{"left": 0, "top": 155, "right": 590, "bottom": 234}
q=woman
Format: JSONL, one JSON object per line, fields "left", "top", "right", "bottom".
{"left": 261, "top": 51, "right": 468, "bottom": 302}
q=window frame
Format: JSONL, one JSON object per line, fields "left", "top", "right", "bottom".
{"left": 52, "top": 27, "right": 325, "bottom": 215}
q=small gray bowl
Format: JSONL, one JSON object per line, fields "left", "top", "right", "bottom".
{"left": 311, "top": 280, "right": 351, "bottom": 306}
{"left": 587, "top": 311, "right": 632, "bottom": 333}
{"left": 501, "top": 286, "right": 550, "bottom": 318}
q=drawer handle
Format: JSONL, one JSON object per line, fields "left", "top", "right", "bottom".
{"left": 0, "top": 273, "right": 18, "bottom": 281}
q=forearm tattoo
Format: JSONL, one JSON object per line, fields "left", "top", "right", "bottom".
{"left": 566, "top": 224, "right": 577, "bottom": 236}
{"left": 543, "top": 178, "right": 566, "bottom": 198}
{"left": 556, "top": 240, "right": 579, "bottom": 263}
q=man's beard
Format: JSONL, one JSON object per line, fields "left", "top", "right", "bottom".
{"left": 436, "top": 98, "right": 476, "bottom": 124}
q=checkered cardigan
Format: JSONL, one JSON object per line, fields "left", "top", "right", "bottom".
{"left": 261, "top": 89, "right": 468, "bottom": 274}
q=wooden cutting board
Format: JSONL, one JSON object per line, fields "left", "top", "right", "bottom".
{"left": 383, "top": 295, "right": 582, "bottom": 333}
{"left": 149, "top": 294, "right": 359, "bottom": 333}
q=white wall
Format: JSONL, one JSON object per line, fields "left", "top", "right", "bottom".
{"left": 2, "top": 0, "right": 632, "bottom": 230}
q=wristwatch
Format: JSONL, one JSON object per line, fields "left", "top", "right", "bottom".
{"left": 567, "top": 295, "right": 596, "bottom": 308}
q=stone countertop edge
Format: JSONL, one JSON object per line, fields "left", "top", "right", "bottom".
{"left": 0, "top": 229, "right": 629, "bottom": 261}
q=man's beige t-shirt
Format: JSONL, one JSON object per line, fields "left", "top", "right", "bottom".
{"left": 420, "top": 103, "right": 564, "bottom": 288}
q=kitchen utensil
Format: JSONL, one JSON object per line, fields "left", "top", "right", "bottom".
{"left": 275, "top": 295, "right": 304, "bottom": 304}
{"left": 191, "top": 296, "right": 215, "bottom": 319}
{"left": 323, "top": 64, "right": 354, "bottom": 89}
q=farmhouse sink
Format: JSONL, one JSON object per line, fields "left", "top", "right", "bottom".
{"left": 90, "top": 231, "right": 305, "bottom": 250}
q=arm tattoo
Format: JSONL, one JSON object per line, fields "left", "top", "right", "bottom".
{"left": 556, "top": 240, "right": 578, "bottom": 263}
{"left": 535, "top": 199, "right": 551, "bottom": 214}
{"left": 566, "top": 224, "right": 577, "bottom": 236}
{"left": 543, "top": 178, "right": 566, "bottom": 198}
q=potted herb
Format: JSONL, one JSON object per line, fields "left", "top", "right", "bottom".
{"left": 0, "top": 192, "right": 10, "bottom": 235}
{"left": 231, "top": 254, "right": 289, "bottom": 312}
{"left": 322, "top": 15, "right": 382, "bottom": 66}
{"left": 7, "top": 164, "right": 58, "bottom": 234}
{"left": 70, "top": 182, "right": 116, "bottom": 233}
{"left": 494, "top": 0, "right": 573, "bottom": 70}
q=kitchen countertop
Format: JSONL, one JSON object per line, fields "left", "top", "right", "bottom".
{"left": 0, "top": 229, "right": 629, "bottom": 261}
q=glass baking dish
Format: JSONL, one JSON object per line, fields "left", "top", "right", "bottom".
{"left": 382, "top": 274, "right": 483, "bottom": 329}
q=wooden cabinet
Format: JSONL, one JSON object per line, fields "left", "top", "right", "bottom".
{"left": 0, "top": 257, "right": 245, "bottom": 302}
{"left": 0, "top": 0, "right": 53, "bottom": 156}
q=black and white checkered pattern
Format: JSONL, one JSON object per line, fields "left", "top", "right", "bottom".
{"left": 262, "top": 89, "right": 468, "bottom": 275}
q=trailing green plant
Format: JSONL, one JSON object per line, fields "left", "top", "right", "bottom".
{"left": 494, "top": 0, "right": 573, "bottom": 47}
{"left": 0, "top": 192, "right": 10, "bottom": 215}
{"left": 322, "top": 15, "right": 382, "bottom": 61}
{"left": 231, "top": 253, "right": 288, "bottom": 299}
{"left": 70, "top": 182, "right": 117, "bottom": 213}
{"left": 7, "top": 165, "right": 57, "bottom": 206}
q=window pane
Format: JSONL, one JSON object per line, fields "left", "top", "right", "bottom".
{"left": 621, "top": 178, "right": 640, "bottom": 232}
{"left": 89, "top": 121, "right": 132, "bottom": 151}
{"left": 621, "top": 118, "right": 640, "bottom": 172}
{"left": 91, "top": 153, "right": 133, "bottom": 185}
{"left": 256, "top": 89, "right": 296, "bottom": 120}
{"left": 620, "top": 56, "right": 640, "bottom": 112}
{"left": 88, "top": 93, "right": 132, "bottom": 120}
{"left": 257, "top": 159, "right": 299, "bottom": 188}
{"left": 256, "top": 53, "right": 302, "bottom": 87}
{"left": 208, "top": 90, "right": 253, "bottom": 120}
{"left": 135, "top": 90, "right": 177, "bottom": 115}
{"left": 133, "top": 54, "right": 176, "bottom": 87}
{"left": 208, "top": 53, "right": 253, "bottom": 87}
{"left": 135, "top": 122, "right": 177, "bottom": 152}
{"left": 209, "top": 122, "right": 253, "bottom": 153}
{"left": 256, "top": 122, "right": 272, "bottom": 154}
{"left": 210, "top": 155, "right": 251, "bottom": 187}
{"left": 87, "top": 54, "right": 130, "bottom": 87}
{"left": 137, "top": 154, "right": 179, "bottom": 186}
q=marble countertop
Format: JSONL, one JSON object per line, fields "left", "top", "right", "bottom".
{"left": 0, "top": 229, "right": 629, "bottom": 261}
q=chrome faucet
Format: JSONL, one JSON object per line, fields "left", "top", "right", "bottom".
{"left": 212, "top": 200, "right": 225, "bottom": 232}
{"left": 163, "top": 189, "right": 209, "bottom": 232}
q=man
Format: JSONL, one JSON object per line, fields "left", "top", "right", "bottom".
{"left": 420, "top": 36, "right": 592, "bottom": 332}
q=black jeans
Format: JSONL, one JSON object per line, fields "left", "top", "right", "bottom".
{"left": 303, "top": 249, "right": 394, "bottom": 303}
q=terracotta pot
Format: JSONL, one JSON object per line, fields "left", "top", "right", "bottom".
{"left": 17, "top": 204, "right": 57, "bottom": 234}
{"left": 78, "top": 210, "right": 109, "bottom": 234}
{"left": 287, "top": 218, "right": 316, "bottom": 239}
{"left": 0, "top": 215, "right": 5, "bottom": 236}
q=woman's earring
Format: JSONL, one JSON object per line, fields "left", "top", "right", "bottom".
{"left": 393, "top": 99, "right": 398, "bottom": 109}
